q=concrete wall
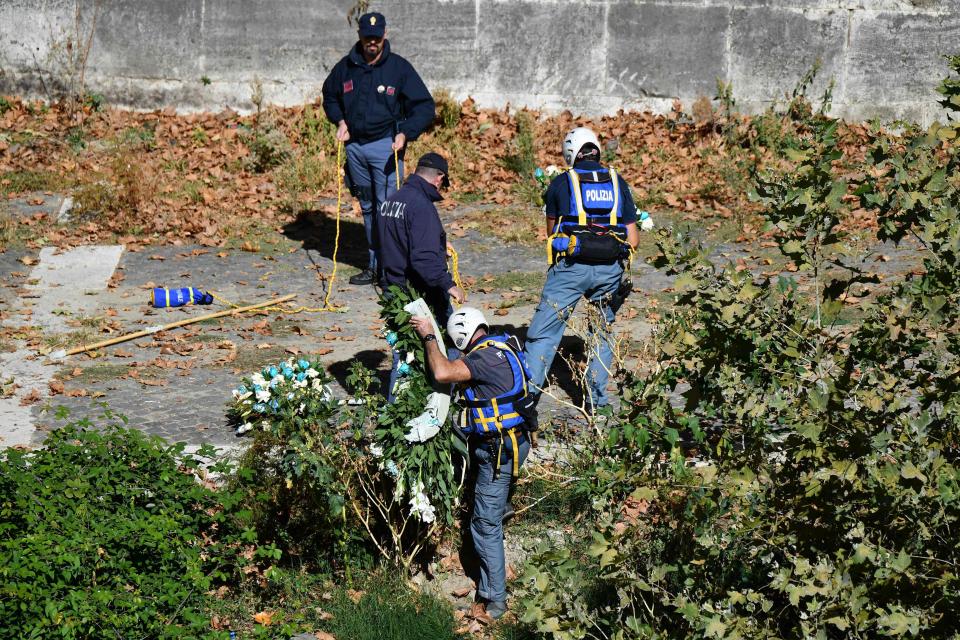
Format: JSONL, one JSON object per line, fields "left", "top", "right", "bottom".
{"left": 1, "top": 0, "right": 958, "bottom": 123}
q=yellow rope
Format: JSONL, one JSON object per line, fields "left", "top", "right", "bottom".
{"left": 447, "top": 243, "right": 466, "bottom": 302}
{"left": 393, "top": 146, "right": 401, "bottom": 190}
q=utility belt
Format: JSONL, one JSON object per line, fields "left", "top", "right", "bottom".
{"left": 547, "top": 223, "right": 631, "bottom": 266}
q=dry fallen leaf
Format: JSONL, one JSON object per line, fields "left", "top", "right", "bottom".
{"left": 346, "top": 589, "right": 364, "bottom": 604}
{"left": 315, "top": 632, "right": 336, "bottom": 640}
{"left": 451, "top": 586, "right": 472, "bottom": 598}
{"left": 252, "top": 610, "right": 274, "bottom": 626}
{"left": 48, "top": 380, "right": 65, "bottom": 395}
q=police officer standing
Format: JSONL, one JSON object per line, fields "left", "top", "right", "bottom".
{"left": 410, "top": 306, "right": 535, "bottom": 620}
{"left": 523, "top": 127, "right": 641, "bottom": 413}
{"left": 322, "top": 12, "right": 436, "bottom": 286}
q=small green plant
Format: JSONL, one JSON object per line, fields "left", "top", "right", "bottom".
{"left": 200, "top": 75, "right": 212, "bottom": 86}
{"left": 66, "top": 125, "right": 86, "bottom": 150}
{"left": 241, "top": 123, "right": 292, "bottom": 173}
{"left": 433, "top": 88, "right": 462, "bottom": 131}
{"left": 0, "top": 97, "right": 12, "bottom": 115}
{"left": 502, "top": 110, "right": 538, "bottom": 178}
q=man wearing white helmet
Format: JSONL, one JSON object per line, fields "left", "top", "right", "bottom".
{"left": 410, "top": 306, "right": 536, "bottom": 620}
{"left": 524, "top": 126, "right": 642, "bottom": 413}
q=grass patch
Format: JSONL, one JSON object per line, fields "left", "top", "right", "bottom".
{"left": 0, "top": 207, "right": 17, "bottom": 250}
{"left": 479, "top": 270, "right": 545, "bottom": 294}
{"left": 459, "top": 205, "right": 543, "bottom": 247}
{"left": 0, "top": 170, "right": 67, "bottom": 195}
{"left": 322, "top": 573, "right": 465, "bottom": 640}
{"left": 229, "top": 344, "right": 291, "bottom": 372}
{"left": 209, "top": 570, "right": 464, "bottom": 640}
{"left": 68, "top": 363, "right": 130, "bottom": 384}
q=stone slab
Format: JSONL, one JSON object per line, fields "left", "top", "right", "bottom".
{"left": 388, "top": 0, "right": 478, "bottom": 90}
{"left": 24, "top": 245, "right": 124, "bottom": 333}
{"left": 843, "top": 8, "right": 960, "bottom": 122}
{"left": 0, "top": 349, "right": 51, "bottom": 448}
{"left": 607, "top": 2, "right": 730, "bottom": 100}
{"left": 476, "top": 0, "right": 607, "bottom": 100}
{"left": 729, "top": 6, "right": 848, "bottom": 109}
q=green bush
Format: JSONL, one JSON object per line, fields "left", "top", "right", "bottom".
{"left": 0, "top": 412, "right": 254, "bottom": 640}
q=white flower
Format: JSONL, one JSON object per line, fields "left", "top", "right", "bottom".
{"left": 261, "top": 421, "right": 271, "bottom": 431}
{"left": 369, "top": 443, "right": 384, "bottom": 458}
{"left": 293, "top": 379, "right": 307, "bottom": 389}
{"left": 298, "top": 402, "right": 306, "bottom": 414}
{"left": 305, "top": 368, "right": 319, "bottom": 378}
{"left": 405, "top": 352, "right": 415, "bottom": 364}
{"left": 385, "top": 460, "right": 399, "bottom": 477}
{"left": 236, "top": 422, "right": 253, "bottom": 435}
{"left": 270, "top": 374, "right": 285, "bottom": 387}
{"left": 251, "top": 373, "right": 266, "bottom": 387}
{"left": 409, "top": 482, "right": 436, "bottom": 524}
{"left": 255, "top": 388, "right": 271, "bottom": 402}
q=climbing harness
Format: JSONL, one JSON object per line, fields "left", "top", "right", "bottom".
{"left": 459, "top": 334, "right": 534, "bottom": 477}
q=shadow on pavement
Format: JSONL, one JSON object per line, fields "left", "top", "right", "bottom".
{"left": 282, "top": 209, "right": 370, "bottom": 272}
{"left": 327, "top": 349, "right": 389, "bottom": 396}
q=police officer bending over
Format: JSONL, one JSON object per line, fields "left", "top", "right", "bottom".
{"left": 322, "top": 12, "right": 435, "bottom": 286}
{"left": 524, "top": 127, "right": 641, "bottom": 413}
{"left": 410, "top": 307, "right": 537, "bottom": 620}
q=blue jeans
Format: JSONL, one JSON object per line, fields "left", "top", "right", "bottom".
{"left": 523, "top": 259, "right": 623, "bottom": 408}
{"left": 345, "top": 137, "right": 403, "bottom": 271}
{"left": 471, "top": 436, "right": 531, "bottom": 604}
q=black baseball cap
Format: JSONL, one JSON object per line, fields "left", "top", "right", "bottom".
{"left": 417, "top": 152, "right": 450, "bottom": 187}
{"left": 358, "top": 12, "right": 386, "bottom": 38}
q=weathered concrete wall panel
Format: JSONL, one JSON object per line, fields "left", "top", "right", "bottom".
{"left": 608, "top": 2, "right": 730, "bottom": 100}
{"left": 844, "top": 9, "right": 960, "bottom": 123}
{"left": 1, "top": 0, "right": 958, "bottom": 124}
{"left": 728, "top": 7, "right": 847, "bottom": 110}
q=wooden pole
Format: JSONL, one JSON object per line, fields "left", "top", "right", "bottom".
{"left": 56, "top": 294, "right": 297, "bottom": 357}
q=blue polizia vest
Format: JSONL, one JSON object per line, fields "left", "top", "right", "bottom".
{"left": 460, "top": 334, "right": 531, "bottom": 436}
{"left": 555, "top": 167, "right": 626, "bottom": 235}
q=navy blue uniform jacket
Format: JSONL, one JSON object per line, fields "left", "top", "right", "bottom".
{"left": 378, "top": 174, "right": 455, "bottom": 298}
{"left": 322, "top": 41, "right": 435, "bottom": 145}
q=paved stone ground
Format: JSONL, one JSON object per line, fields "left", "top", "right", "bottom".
{"left": 0, "top": 197, "right": 660, "bottom": 449}
{"left": 0, "top": 194, "right": 925, "bottom": 453}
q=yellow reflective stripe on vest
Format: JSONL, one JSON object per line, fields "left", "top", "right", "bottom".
{"left": 508, "top": 429, "right": 520, "bottom": 477}
{"left": 188, "top": 288, "right": 195, "bottom": 305}
{"left": 165, "top": 289, "right": 170, "bottom": 307}
{"left": 567, "top": 167, "right": 620, "bottom": 226}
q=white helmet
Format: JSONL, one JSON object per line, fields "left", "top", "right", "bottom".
{"left": 447, "top": 306, "right": 488, "bottom": 350}
{"left": 562, "top": 127, "right": 600, "bottom": 167}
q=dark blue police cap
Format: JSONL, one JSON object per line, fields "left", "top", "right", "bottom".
{"left": 358, "top": 12, "right": 386, "bottom": 37}
{"left": 417, "top": 152, "right": 450, "bottom": 187}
